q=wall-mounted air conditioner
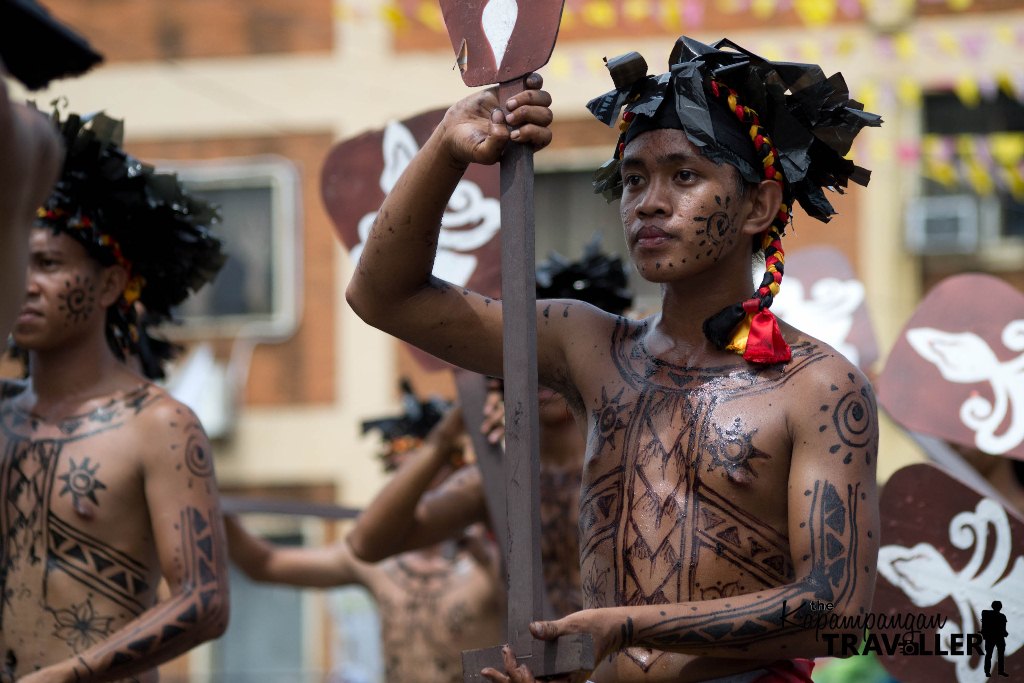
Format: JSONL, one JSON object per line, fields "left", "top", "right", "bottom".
{"left": 906, "top": 195, "right": 1005, "bottom": 255}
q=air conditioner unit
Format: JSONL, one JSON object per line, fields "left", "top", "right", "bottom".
{"left": 905, "top": 195, "right": 980, "bottom": 255}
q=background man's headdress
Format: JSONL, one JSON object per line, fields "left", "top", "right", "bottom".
{"left": 361, "top": 379, "right": 452, "bottom": 471}
{"left": 535, "top": 234, "right": 634, "bottom": 316}
{"left": 34, "top": 109, "right": 225, "bottom": 379}
{"left": 588, "top": 36, "right": 881, "bottom": 364}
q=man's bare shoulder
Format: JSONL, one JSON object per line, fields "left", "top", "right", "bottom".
{"left": 780, "top": 324, "right": 871, "bottom": 389}
{"left": 545, "top": 303, "right": 641, "bottom": 397}
{"left": 129, "top": 384, "right": 200, "bottom": 428}
{"left": 778, "top": 326, "right": 877, "bottom": 443}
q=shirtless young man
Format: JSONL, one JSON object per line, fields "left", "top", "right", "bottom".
{"left": 347, "top": 242, "right": 636, "bottom": 619}
{"left": 1, "top": 111, "right": 229, "bottom": 681}
{"left": 346, "top": 36, "right": 881, "bottom": 682}
{"left": 226, "top": 399, "right": 504, "bottom": 683}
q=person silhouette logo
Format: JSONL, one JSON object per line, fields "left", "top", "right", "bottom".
{"left": 981, "top": 600, "right": 1009, "bottom": 677}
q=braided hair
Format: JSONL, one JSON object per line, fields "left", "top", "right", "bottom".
{"left": 587, "top": 37, "right": 881, "bottom": 364}
{"left": 701, "top": 79, "right": 793, "bottom": 362}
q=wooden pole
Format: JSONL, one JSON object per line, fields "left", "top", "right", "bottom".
{"left": 460, "top": 78, "right": 593, "bottom": 681}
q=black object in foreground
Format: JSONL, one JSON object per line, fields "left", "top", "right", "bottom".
{"left": 1, "top": 0, "right": 102, "bottom": 90}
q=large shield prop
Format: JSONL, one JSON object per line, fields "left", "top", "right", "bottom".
{"left": 771, "top": 246, "right": 878, "bottom": 371}
{"left": 875, "top": 463, "right": 1024, "bottom": 682}
{"left": 321, "top": 108, "right": 501, "bottom": 371}
{"left": 876, "top": 274, "right": 1024, "bottom": 461}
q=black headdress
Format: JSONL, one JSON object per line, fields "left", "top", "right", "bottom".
{"left": 535, "top": 235, "right": 633, "bottom": 316}
{"left": 588, "top": 36, "right": 882, "bottom": 216}
{"left": 35, "top": 109, "right": 225, "bottom": 379}
{"left": 586, "top": 36, "right": 881, "bottom": 364}
{"left": 361, "top": 379, "right": 451, "bottom": 469}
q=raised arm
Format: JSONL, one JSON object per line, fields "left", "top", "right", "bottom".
{"left": 528, "top": 360, "right": 880, "bottom": 670}
{"left": 23, "top": 401, "right": 230, "bottom": 683}
{"left": 0, "top": 71, "right": 62, "bottom": 337}
{"left": 347, "top": 407, "right": 488, "bottom": 562}
{"left": 225, "top": 515, "right": 365, "bottom": 588}
{"left": 344, "top": 75, "right": 574, "bottom": 385}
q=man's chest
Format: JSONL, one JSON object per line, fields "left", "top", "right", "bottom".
{"left": 575, "top": 351, "right": 806, "bottom": 606}
{"left": 0, "top": 426, "right": 150, "bottom": 577}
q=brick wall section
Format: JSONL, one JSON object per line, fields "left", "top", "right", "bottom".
{"left": 394, "top": 0, "right": 849, "bottom": 52}
{"left": 395, "top": 0, "right": 1020, "bottom": 53}
{"left": 42, "top": 0, "right": 333, "bottom": 62}
{"left": 129, "top": 133, "right": 337, "bottom": 406}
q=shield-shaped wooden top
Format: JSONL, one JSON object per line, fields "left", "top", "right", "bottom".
{"left": 771, "top": 246, "right": 878, "bottom": 371}
{"left": 320, "top": 108, "right": 502, "bottom": 370}
{"left": 875, "top": 463, "right": 1024, "bottom": 682}
{"left": 876, "top": 274, "right": 1024, "bottom": 461}
{"left": 439, "top": 0, "right": 565, "bottom": 87}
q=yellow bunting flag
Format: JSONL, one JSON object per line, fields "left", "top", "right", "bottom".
{"left": 936, "top": 30, "right": 961, "bottom": 57}
{"left": 1007, "top": 167, "right": 1024, "bottom": 201}
{"left": 798, "top": 39, "right": 823, "bottom": 62}
{"left": 582, "top": 0, "right": 617, "bottom": 28}
{"left": 752, "top": 0, "right": 778, "bottom": 20}
{"left": 380, "top": 2, "right": 406, "bottom": 29}
{"left": 836, "top": 32, "right": 858, "bottom": 57}
{"left": 897, "top": 77, "right": 922, "bottom": 106}
{"left": 794, "top": 0, "right": 836, "bottom": 26}
{"left": 954, "top": 75, "right": 981, "bottom": 108}
{"left": 997, "top": 73, "right": 1018, "bottom": 100}
{"left": 548, "top": 52, "right": 571, "bottom": 79}
{"left": 922, "top": 136, "right": 957, "bottom": 188}
{"left": 995, "top": 25, "right": 1015, "bottom": 46}
{"left": 561, "top": 6, "right": 577, "bottom": 30}
{"left": 759, "top": 41, "right": 785, "bottom": 61}
{"left": 957, "top": 136, "right": 994, "bottom": 195}
{"left": 894, "top": 32, "right": 916, "bottom": 60}
{"left": 856, "top": 81, "right": 880, "bottom": 115}
{"left": 990, "top": 133, "right": 1024, "bottom": 170}
{"left": 415, "top": 1, "right": 444, "bottom": 32}
{"left": 624, "top": 0, "right": 652, "bottom": 22}
{"left": 716, "top": 0, "right": 744, "bottom": 13}
{"left": 659, "top": 0, "right": 682, "bottom": 29}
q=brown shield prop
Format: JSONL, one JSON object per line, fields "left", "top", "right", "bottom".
{"left": 876, "top": 273, "right": 1024, "bottom": 461}
{"left": 439, "top": 0, "right": 565, "bottom": 87}
{"left": 320, "top": 108, "right": 501, "bottom": 371}
{"left": 874, "top": 463, "right": 1024, "bottom": 682}
{"left": 772, "top": 246, "right": 878, "bottom": 371}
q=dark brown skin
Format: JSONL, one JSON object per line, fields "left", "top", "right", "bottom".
{"left": 1, "top": 229, "right": 229, "bottom": 683}
{"left": 0, "top": 68, "right": 62, "bottom": 339}
{"left": 346, "top": 391, "right": 586, "bottom": 618}
{"left": 345, "top": 78, "right": 879, "bottom": 682}
{"left": 226, "top": 516, "right": 504, "bottom": 683}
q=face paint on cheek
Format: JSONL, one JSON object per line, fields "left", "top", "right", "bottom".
{"left": 693, "top": 195, "right": 738, "bottom": 261}
{"left": 58, "top": 275, "right": 98, "bottom": 326}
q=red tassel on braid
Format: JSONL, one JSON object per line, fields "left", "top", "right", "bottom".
{"left": 703, "top": 80, "right": 794, "bottom": 364}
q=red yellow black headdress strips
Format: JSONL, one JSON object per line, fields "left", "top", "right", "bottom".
{"left": 34, "top": 109, "right": 225, "bottom": 379}
{"left": 587, "top": 36, "right": 882, "bottom": 364}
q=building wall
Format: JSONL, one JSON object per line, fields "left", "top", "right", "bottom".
{"left": 15, "top": 0, "right": 1024, "bottom": 677}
